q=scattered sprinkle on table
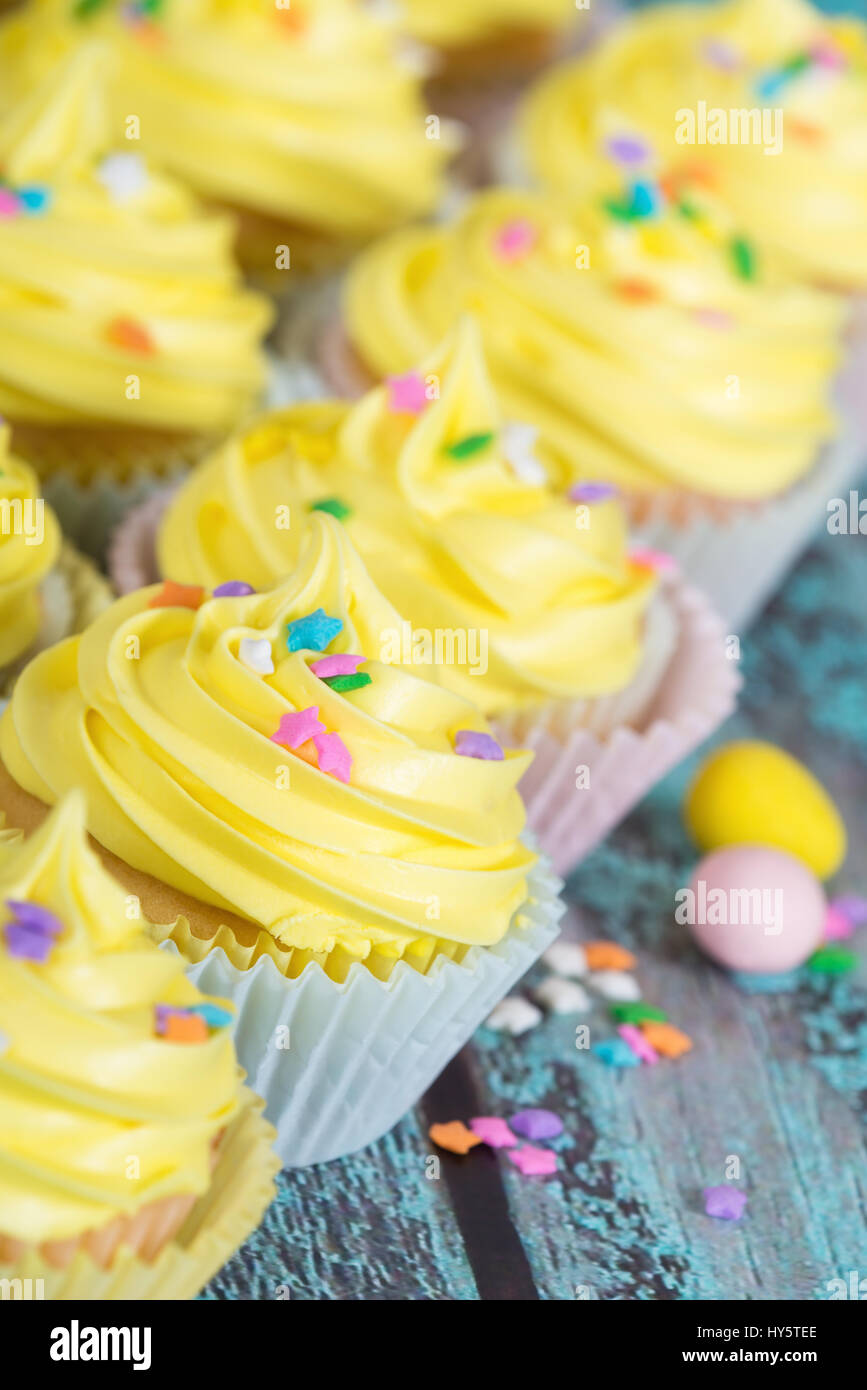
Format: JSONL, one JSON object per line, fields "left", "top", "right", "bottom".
{"left": 511, "top": 1108, "right": 563, "bottom": 1141}
{"left": 470, "top": 1117, "right": 518, "bottom": 1149}
{"left": 618, "top": 1024, "right": 659, "bottom": 1065}
{"left": 807, "top": 945, "right": 858, "bottom": 976}
{"left": 584, "top": 941, "right": 636, "bottom": 971}
{"left": 639, "top": 1021, "right": 693, "bottom": 1058}
{"left": 533, "top": 976, "right": 591, "bottom": 1014}
{"left": 588, "top": 970, "right": 642, "bottom": 1002}
{"left": 610, "top": 1001, "right": 667, "bottom": 1025}
{"left": 593, "top": 1037, "right": 641, "bottom": 1068}
{"left": 485, "top": 996, "right": 543, "bottom": 1035}
{"left": 286, "top": 608, "right": 343, "bottom": 652}
{"left": 429, "top": 1121, "right": 482, "bottom": 1155}
{"left": 454, "top": 729, "right": 504, "bottom": 761}
{"left": 542, "top": 940, "right": 587, "bottom": 977}
{"left": 508, "top": 1145, "right": 558, "bottom": 1176}
{"left": 703, "top": 1185, "right": 747, "bottom": 1221}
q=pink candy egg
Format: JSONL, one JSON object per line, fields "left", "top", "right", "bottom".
{"left": 680, "top": 846, "right": 826, "bottom": 973}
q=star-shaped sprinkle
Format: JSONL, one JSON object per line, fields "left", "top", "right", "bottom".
{"left": 823, "top": 905, "right": 855, "bottom": 941}
{"left": 97, "top": 152, "right": 148, "bottom": 202}
{"left": 444, "top": 431, "right": 495, "bottom": 462}
{"left": 454, "top": 729, "right": 504, "bottom": 761}
{"left": 640, "top": 1021, "right": 693, "bottom": 1058}
{"left": 0, "top": 189, "right": 20, "bottom": 218}
{"left": 493, "top": 217, "right": 538, "bottom": 263}
{"left": 310, "top": 654, "right": 365, "bottom": 678}
{"left": 470, "top": 1116, "right": 518, "bottom": 1149}
{"left": 271, "top": 707, "right": 326, "bottom": 749}
{"left": 485, "top": 995, "right": 542, "bottom": 1035}
{"left": 569, "top": 481, "right": 617, "bottom": 504}
{"left": 309, "top": 496, "right": 352, "bottom": 521}
{"left": 313, "top": 732, "right": 352, "bottom": 783}
{"left": 4, "top": 900, "right": 64, "bottom": 964}
{"left": 17, "top": 186, "right": 51, "bottom": 215}
{"left": 286, "top": 608, "right": 343, "bottom": 653}
{"left": 585, "top": 940, "right": 636, "bottom": 971}
{"left": 293, "top": 739, "right": 320, "bottom": 769}
{"left": 105, "top": 316, "right": 156, "bottom": 354}
{"left": 387, "top": 371, "right": 428, "bottom": 415}
{"left": 593, "top": 1037, "right": 641, "bottom": 1068}
{"left": 618, "top": 1024, "right": 659, "bottom": 1065}
{"left": 533, "top": 976, "right": 590, "bottom": 1014}
{"left": 502, "top": 422, "right": 546, "bottom": 484}
{"left": 508, "top": 1145, "right": 558, "bottom": 1176}
{"left": 429, "top": 1121, "right": 482, "bottom": 1155}
{"left": 213, "top": 580, "right": 255, "bottom": 597}
{"left": 147, "top": 580, "right": 205, "bottom": 610}
{"left": 239, "top": 637, "right": 275, "bottom": 675}
{"left": 703, "top": 1185, "right": 747, "bottom": 1221}
{"left": 542, "top": 940, "right": 587, "bottom": 976}
{"left": 188, "top": 1002, "right": 233, "bottom": 1029}
{"left": 511, "top": 1108, "right": 563, "bottom": 1141}
{"left": 605, "top": 133, "right": 652, "bottom": 166}
{"left": 323, "top": 672, "right": 371, "bottom": 693}
{"left": 630, "top": 547, "right": 677, "bottom": 573}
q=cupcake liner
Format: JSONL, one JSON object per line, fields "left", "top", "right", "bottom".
{"left": 1, "top": 544, "right": 113, "bottom": 696}
{"left": 493, "top": 573, "right": 740, "bottom": 878}
{"left": 108, "top": 487, "right": 175, "bottom": 594}
{"left": 155, "top": 854, "right": 563, "bottom": 1167}
{"left": 0, "top": 1091, "right": 278, "bottom": 1300}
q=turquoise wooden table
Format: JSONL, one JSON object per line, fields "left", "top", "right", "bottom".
{"left": 202, "top": 501, "right": 867, "bottom": 1302}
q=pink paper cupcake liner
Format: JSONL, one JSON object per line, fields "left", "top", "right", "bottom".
{"left": 109, "top": 485, "right": 176, "bottom": 594}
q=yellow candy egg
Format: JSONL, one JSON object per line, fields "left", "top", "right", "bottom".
{"left": 685, "top": 741, "right": 846, "bottom": 879}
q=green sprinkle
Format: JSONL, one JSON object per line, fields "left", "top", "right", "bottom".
{"left": 73, "top": 0, "right": 109, "bottom": 17}
{"left": 602, "top": 195, "right": 639, "bottom": 222}
{"left": 730, "top": 235, "right": 757, "bottom": 281}
{"left": 610, "top": 1002, "right": 668, "bottom": 1025}
{"left": 444, "top": 431, "right": 495, "bottom": 461}
{"left": 807, "top": 946, "right": 858, "bottom": 976}
{"left": 323, "top": 672, "right": 372, "bottom": 693}
{"left": 782, "top": 51, "right": 812, "bottom": 79}
{"left": 677, "top": 198, "right": 700, "bottom": 221}
{"left": 309, "top": 496, "right": 352, "bottom": 521}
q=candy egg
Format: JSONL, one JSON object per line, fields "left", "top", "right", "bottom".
{"left": 685, "top": 741, "right": 846, "bottom": 878}
{"left": 679, "top": 846, "right": 826, "bottom": 973}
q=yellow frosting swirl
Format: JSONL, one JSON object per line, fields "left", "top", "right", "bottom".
{"left": 159, "top": 319, "right": 656, "bottom": 711}
{"left": 343, "top": 187, "right": 844, "bottom": 498}
{"left": 401, "top": 0, "right": 575, "bottom": 50}
{"left": 0, "top": 426, "right": 61, "bottom": 669}
{"left": 1, "top": 514, "right": 535, "bottom": 967}
{"left": 0, "top": 41, "right": 272, "bottom": 430}
{"left": 0, "top": 793, "right": 240, "bottom": 1245}
{"left": 521, "top": 0, "right": 867, "bottom": 289}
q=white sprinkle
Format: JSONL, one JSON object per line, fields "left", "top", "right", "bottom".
{"left": 97, "top": 153, "right": 148, "bottom": 203}
{"left": 542, "top": 940, "right": 588, "bottom": 978}
{"left": 502, "top": 422, "right": 547, "bottom": 485}
{"left": 533, "top": 976, "right": 591, "bottom": 1014}
{"left": 239, "top": 637, "right": 275, "bottom": 675}
{"left": 588, "top": 970, "right": 642, "bottom": 1002}
{"left": 485, "top": 995, "right": 543, "bottom": 1035}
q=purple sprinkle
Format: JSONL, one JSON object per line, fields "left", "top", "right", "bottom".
{"left": 702, "top": 37, "right": 741, "bottom": 71}
{"left": 605, "top": 134, "right": 652, "bottom": 167}
{"left": 703, "top": 1184, "right": 748, "bottom": 1221}
{"left": 454, "top": 730, "right": 504, "bottom": 762}
{"left": 5, "top": 923, "right": 55, "bottom": 963}
{"left": 569, "top": 481, "right": 618, "bottom": 503}
{"left": 5, "top": 900, "right": 64, "bottom": 936}
{"left": 511, "top": 1108, "right": 564, "bottom": 1141}
{"left": 213, "top": 581, "right": 255, "bottom": 597}
{"left": 154, "top": 1004, "right": 193, "bottom": 1035}
{"left": 831, "top": 895, "right": 867, "bottom": 926}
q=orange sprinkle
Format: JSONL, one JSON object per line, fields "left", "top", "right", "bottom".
{"left": 292, "top": 738, "right": 320, "bottom": 768}
{"left": 788, "top": 118, "right": 824, "bottom": 145}
{"left": 585, "top": 941, "right": 637, "bottom": 971}
{"left": 105, "top": 316, "right": 156, "bottom": 355}
{"left": 681, "top": 160, "right": 718, "bottom": 191}
{"left": 429, "top": 1121, "right": 482, "bottom": 1155}
{"left": 164, "top": 1013, "right": 209, "bottom": 1043}
{"left": 147, "top": 580, "right": 205, "bottom": 611}
{"left": 615, "top": 278, "right": 658, "bottom": 304}
{"left": 275, "top": 4, "right": 306, "bottom": 34}
{"left": 640, "top": 1021, "right": 693, "bottom": 1058}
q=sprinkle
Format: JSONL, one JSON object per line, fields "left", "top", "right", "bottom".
{"left": 630, "top": 547, "right": 677, "bottom": 573}
{"left": 0, "top": 189, "right": 20, "bottom": 218}
{"left": 387, "top": 371, "right": 428, "bottom": 416}
{"left": 444, "top": 431, "right": 495, "bottom": 461}
{"left": 618, "top": 1023, "right": 659, "bottom": 1065}
{"left": 628, "top": 180, "right": 660, "bottom": 218}
{"left": 147, "top": 580, "right": 204, "bottom": 610}
{"left": 5, "top": 900, "right": 64, "bottom": 936}
{"left": 605, "top": 133, "right": 652, "bottom": 166}
{"left": 533, "top": 976, "right": 591, "bottom": 1014}
{"left": 313, "top": 732, "right": 352, "bottom": 784}
{"left": 511, "top": 1108, "right": 563, "bottom": 1140}
{"left": 239, "top": 637, "right": 275, "bottom": 675}
{"left": 810, "top": 38, "right": 846, "bottom": 71}
{"left": 286, "top": 608, "right": 343, "bottom": 653}
{"left": 485, "top": 995, "right": 543, "bottom": 1035}
{"left": 640, "top": 1021, "right": 693, "bottom": 1058}
{"left": 756, "top": 51, "right": 811, "bottom": 100}
{"left": 470, "top": 1116, "right": 518, "bottom": 1149}
{"left": 493, "top": 217, "right": 538, "bottom": 263}
{"left": 569, "top": 481, "right": 617, "bottom": 504}
{"left": 593, "top": 1037, "right": 641, "bottom": 1068}
{"left": 188, "top": 1002, "right": 233, "bottom": 1029}
{"left": 106, "top": 316, "right": 156, "bottom": 354}
{"left": 729, "top": 235, "right": 757, "bottom": 281}
{"left": 454, "top": 729, "right": 504, "bottom": 761}
{"left": 271, "top": 707, "right": 326, "bottom": 750}
{"left": 213, "top": 580, "right": 255, "bottom": 597}
{"left": 824, "top": 905, "right": 855, "bottom": 942}
{"left": 309, "top": 496, "right": 351, "bottom": 521}
{"left": 610, "top": 1001, "right": 668, "bottom": 1025}
{"left": 729, "top": 969, "right": 800, "bottom": 994}
{"left": 74, "top": 0, "right": 109, "bottom": 17}
{"left": 614, "top": 278, "right": 658, "bottom": 304}
{"left": 542, "top": 940, "right": 587, "bottom": 977}
{"left": 702, "top": 37, "right": 741, "bottom": 71}
{"left": 694, "top": 307, "right": 733, "bottom": 330}
{"left": 311, "top": 654, "right": 366, "bottom": 678}
{"left": 788, "top": 118, "right": 824, "bottom": 145}
{"left": 502, "top": 422, "right": 546, "bottom": 485}
{"left": 807, "top": 945, "right": 858, "bottom": 976}
{"left": 588, "top": 970, "right": 641, "bottom": 1002}
{"left": 323, "top": 672, "right": 371, "bottom": 693}
{"left": 97, "top": 152, "right": 148, "bottom": 202}
{"left": 293, "top": 738, "right": 320, "bottom": 769}
{"left": 4, "top": 911, "right": 62, "bottom": 964}
{"left": 508, "top": 1145, "right": 558, "bottom": 1176}
{"left": 429, "top": 1121, "right": 482, "bottom": 1155}
{"left": 584, "top": 941, "right": 636, "bottom": 971}
{"left": 703, "top": 1185, "right": 747, "bottom": 1221}
{"left": 154, "top": 1004, "right": 189, "bottom": 1035}
{"left": 164, "top": 1012, "right": 209, "bottom": 1043}
{"left": 831, "top": 894, "right": 867, "bottom": 927}
{"left": 17, "top": 186, "right": 51, "bottom": 215}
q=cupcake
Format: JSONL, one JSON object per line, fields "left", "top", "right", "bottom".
{"left": 0, "top": 792, "right": 278, "bottom": 1299}
{"left": 519, "top": 0, "right": 867, "bottom": 292}
{"left": 325, "top": 185, "right": 850, "bottom": 625}
{"left": 0, "top": 40, "right": 273, "bottom": 553}
{"left": 117, "top": 319, "right": 738, "bottom": 871}
{"left": 0, "top": 423, "right": 111, "bottom": 695}
{"left": 1, "top": 513, "right": 564, "bottom": 1163}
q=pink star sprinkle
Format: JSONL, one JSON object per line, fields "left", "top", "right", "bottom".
{"left": 310, "top": 654, "right": 366, "bottom": 678}
{"left": 0, "top": 189, "right": 20, "bottom": 218}
{"left": 470, "top": 1116, "right": 518, "bottom": 1149}
{"left": 618, "top": 1023, "right": 659, "bottom": 1065}
{"left": 313, "top": 732, "right": 352, "bottom": 783}
{"left": 508, "top": 1145, "right": 558, "bottom": 1177}
{"left": 271, "top": 707, "right": 325, "bottom": 749}
{"left": 630, "top": 547, "right": 677, "bottom": 573}
{"left": 494, "top": 218, "right": 538, "bottom": 263}
{"left": 387, "top": 372, "right": 428, "bottom": 416}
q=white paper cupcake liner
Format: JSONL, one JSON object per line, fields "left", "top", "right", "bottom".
{"left": 160, "top": 854, "right": 563, "bottom": 1168}
{"left": 494, "top": 572, "right": 740, "bottom": 877}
